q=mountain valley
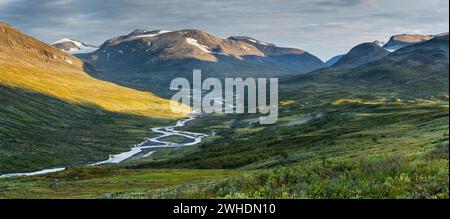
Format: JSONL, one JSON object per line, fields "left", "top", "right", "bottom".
{"left": 0, "top": 22, "right": 448, "bottom": 199}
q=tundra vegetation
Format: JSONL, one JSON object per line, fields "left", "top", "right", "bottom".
{"left": 1, "top": 83, "right": 448, "bottom": 198}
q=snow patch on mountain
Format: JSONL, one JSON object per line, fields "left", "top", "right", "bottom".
{"left": 372, "top": 40, "right": 386, "bottom": 48}
{"left": 247, "top": 38, "right": 269, "bottom": 46}
{"left": 385, "top": 48, "right": 397, "bottom": 52}
{"left": 185, "top": 37, "right": 211, "bottom": 53}
{"left": 132, "top": 30, "right": 172, "bottom": 38}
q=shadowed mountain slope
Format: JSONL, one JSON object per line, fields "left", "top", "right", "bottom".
{"left": 331, "top": 42, "right": 390, "bottom": 69}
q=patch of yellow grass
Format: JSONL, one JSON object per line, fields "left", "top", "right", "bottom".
{"left": 280, "top": 100, "right": 296, "bottom": 106}
{"left": 332, "top": 98, "right": 387, "bottom": 106}
{"left": 235, "top": 127, "right": 265, "bottom": 134}
{"left": 0, "top": 60, "right": 190, "bottom": 118}
{"left": 413, "top": 99, "right": 439, "bottom": 104}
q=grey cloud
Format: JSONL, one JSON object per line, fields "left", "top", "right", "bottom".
{"left": 313, "top": 0, "right": 376, "bottom": 7}
{"left": 0, "top": 0, "right": 448, "bottom": 60}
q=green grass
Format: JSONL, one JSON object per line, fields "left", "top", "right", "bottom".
{"left": 157, "top": 135, "right": 191, "bottom": 144}
{"left": 146, "top": 145, "right": 201, "bottom": 161}
{"left": 111, "top": 82, "right": 448, "bottom": 199}
{"left": 1, "top": 64, "right": 448, "bottom": 198}
{"left": 0, "top": 166, "right": 241, "bottom": 199}
{"left": 117, "top": 142, "right": 447, "bottom": 199}
{"left": 128, "top": 95, "right": 448, "bottom": 170}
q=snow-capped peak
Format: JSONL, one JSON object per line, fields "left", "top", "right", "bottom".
{"left": 51, "top": 38, "right": 98, "bottom": 54}
{"left": 52, "top": 38, "right": 82, "bottom": 47}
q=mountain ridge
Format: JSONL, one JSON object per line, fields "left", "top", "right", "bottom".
{"left": 331, "top": 42, "right": 390, "bottom": 69}
{"left": 77, "top": 28, "right": 326, "bottom": 96}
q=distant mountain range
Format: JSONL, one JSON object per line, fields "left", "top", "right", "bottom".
{"left": 74, "top": 29, "right": 326, "bottom": 95}
{"left": 325, "top": 33, "right": 447, "bottom": 69}
{"left": 291, "top": 33, "right": 449, "bottom": 98}
{"left": 51, "top": 31, "right": 447, "bottom": 89}
{"left": 84, "top": 29, "right": 325, "bottom": 73}
{"left": 5, "top": 21, "right": 447, "bottom": 99}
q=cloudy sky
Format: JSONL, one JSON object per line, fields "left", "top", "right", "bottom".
{"left": 0, "top": 0, "right": 448, "bottom": 60}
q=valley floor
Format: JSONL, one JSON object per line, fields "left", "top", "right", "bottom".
{"left": 1, "top": 85, "right": 448, "bottom": 199}
{"left": 0, "top": 168, "right": 240, "bottom": 199}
